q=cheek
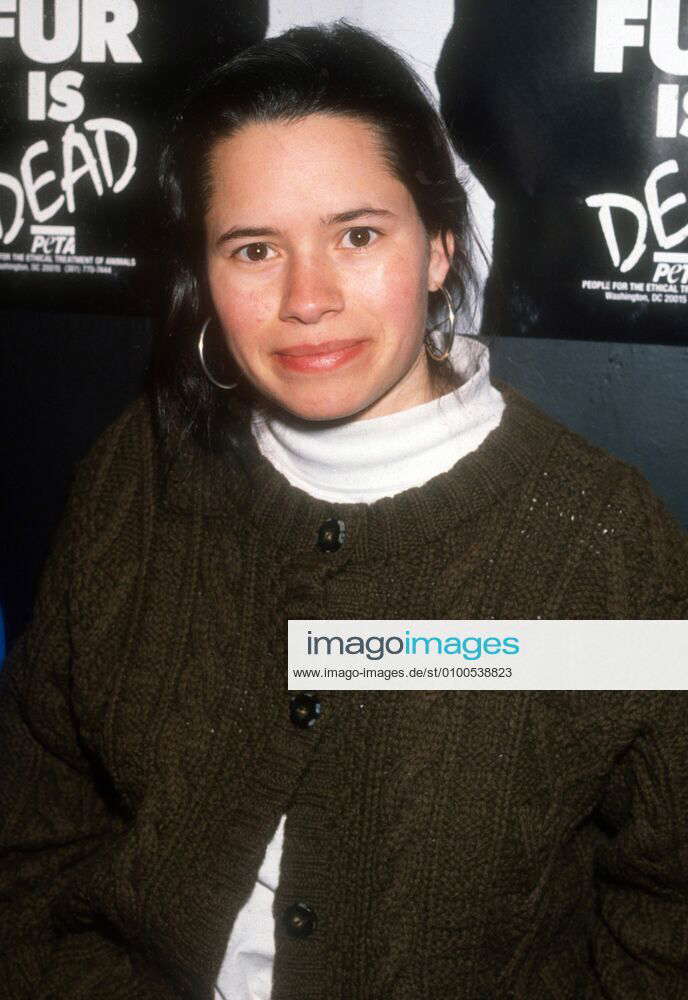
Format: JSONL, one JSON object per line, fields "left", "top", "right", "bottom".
{"left": 207, "top": 268, "right": 272, "bottom": 354}
{"left": 372, "top": 234, "right": 427, "bottom": 299}
{"left": 369, "top": 247, "right": 428, "bottom": 337}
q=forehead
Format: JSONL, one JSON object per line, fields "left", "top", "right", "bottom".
{"left": 205, "top": 113, "right": 411, "bottom": 218}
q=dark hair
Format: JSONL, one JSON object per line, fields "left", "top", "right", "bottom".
{"left": 148, "top": 20, "right": 482, "bottom": 467}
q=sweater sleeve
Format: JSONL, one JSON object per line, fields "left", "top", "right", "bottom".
{"left": 0, "top": 404, "right": 177, "bottom": 1000}
{"left": 575, "top": 469, "right": 688, "bottom": 996}
{"left": 583, "top": 692, "right": 688, "bottom": 999}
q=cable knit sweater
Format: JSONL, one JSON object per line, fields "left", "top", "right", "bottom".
{"left": 216, "top": 339, "right": 505, "bottom": 1000}
{"left": 1, "top": 380, "right": 687, "bottom": 1000}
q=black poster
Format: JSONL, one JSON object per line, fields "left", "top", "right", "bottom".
{"left": 0, "top": 1, "right": 267, "bottom": 314}
{"left": 438, "top": 0, "right": 688, "bottom": 343}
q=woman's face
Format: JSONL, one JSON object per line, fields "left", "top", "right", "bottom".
{"left": 204, "top": 113, "right": 453, "bottom": 422}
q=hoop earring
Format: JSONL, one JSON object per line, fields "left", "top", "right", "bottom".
{"left": 424, "top": 286, "right": 456, "bottom": 363}
{"left": 197, "top": 318, "right": 238, "bottom": 390}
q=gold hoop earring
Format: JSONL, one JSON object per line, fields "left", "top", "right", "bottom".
{"left": 197, "top": 318, "right": 238, "bottom": 390}
{"left": 424, "top": 286, "right": 456, "bottom": 363}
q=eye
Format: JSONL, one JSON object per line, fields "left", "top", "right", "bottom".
{"left": 232, "top": 242, "right": 277, "bottom": 263}
{"left": 341, "top": 226, "right": 380, "bottom": 249}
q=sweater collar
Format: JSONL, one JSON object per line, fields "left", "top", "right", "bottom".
{"left": 161, "top": 379, "right": 565, "bottom": 564}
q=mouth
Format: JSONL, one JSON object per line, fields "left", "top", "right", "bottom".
{"left": 274, "top": 338, "right": 369, "bottom": 372}
{"left": 276, "top": 338, "right": 365, "bottom": 357}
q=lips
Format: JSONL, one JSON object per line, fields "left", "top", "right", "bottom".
{"left": 274, "top": 338, "right": 369, "bottom": 372}
{"left": 276, "top": 338, "right": 365, "bottom": 357}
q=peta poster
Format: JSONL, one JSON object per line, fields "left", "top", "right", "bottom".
{"left": 438, "top": 0, "right": 688, "bottom": 343}
{"left": 0, "top": 0, "right": 266, "bottom": 314}
{"left": 584, "top": 1, "right": 688, "bottom": 320}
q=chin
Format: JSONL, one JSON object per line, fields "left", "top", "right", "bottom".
{"left": 275, "top": 390, "right": 371, "bottom": 424}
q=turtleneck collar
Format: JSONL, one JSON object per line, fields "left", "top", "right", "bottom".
{"left": 249, "top": 336, "right": 505, "bottom": 503}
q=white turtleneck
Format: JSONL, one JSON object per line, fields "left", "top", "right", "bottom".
{"left": 214, "top": 336, "right": 505, "bottom": 1000}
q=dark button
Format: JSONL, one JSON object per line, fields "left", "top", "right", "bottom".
{"left": 289, "top": 691, "right": 321, "bottom": 729}
{"left": 282, "top": 901, "right": 316, "bottom": 938}
{"left": 316, "top": 518, "right": 346, "bottom": 553}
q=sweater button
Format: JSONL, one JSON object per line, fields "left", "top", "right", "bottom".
{"left": 317, "top": 518, "right": 346, "bottom": 552}
{"left": 289, "top": 692, "right": 321, "bottom": 728}
{"left": 282, "top": 901, "right": 316, "bottom": 938}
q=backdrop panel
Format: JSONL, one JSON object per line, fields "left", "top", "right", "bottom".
{"left": 2, "top": 2, "right": 686, "bottom": 342}
{"left": 0, "top": 0, "right": 267, "bottom": 314}
{"left": 438, "top": 0, "right": 688, "bottom": 343}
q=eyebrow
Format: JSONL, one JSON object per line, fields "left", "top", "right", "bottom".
{"left": 216, "top": 206, "right": 395, "bottom": 245}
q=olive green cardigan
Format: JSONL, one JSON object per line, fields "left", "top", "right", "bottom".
{"left": 1, "top": 384, "right": 687, "bottom": 1000}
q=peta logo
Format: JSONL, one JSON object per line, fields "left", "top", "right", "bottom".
{"left": 30, "top": 225, "right": 75, "bottom": 253}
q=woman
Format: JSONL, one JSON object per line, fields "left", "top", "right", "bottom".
{"left": 1, "top": 21, "right": 687, "bottom": 1000}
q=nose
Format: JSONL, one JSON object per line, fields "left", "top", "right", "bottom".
{"left": 279, "top": 253, "right": 344, "bottom": 325}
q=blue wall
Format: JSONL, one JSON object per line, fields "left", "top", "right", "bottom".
{"left": 489, "top": 337, "right": 688, "bottom": 530}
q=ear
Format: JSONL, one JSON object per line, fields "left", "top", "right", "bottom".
{"left": 427, "top": 229, "right": 455, "bottom": 292}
